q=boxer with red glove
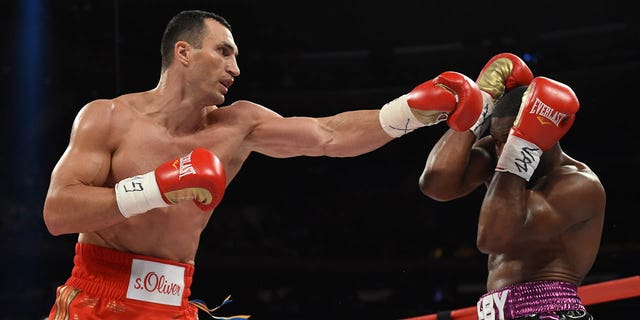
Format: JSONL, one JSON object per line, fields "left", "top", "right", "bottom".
{"left": 379, "top": 71, "right": 484, "bottom": 137}
{"left": 470, "top": 53, "right": 534, "bottom": 138}
{"left": 115, "top": 147, "right": 226, "bottom": 218}
{"left": 495, "top": 77, "right": 580, "bottom": 181}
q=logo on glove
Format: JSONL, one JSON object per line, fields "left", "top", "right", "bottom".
{"left": 170, "top": 151, "right": 197, "bottom": 179}
{"left": 530, "top": 98, "right": 568, "bottom": 127}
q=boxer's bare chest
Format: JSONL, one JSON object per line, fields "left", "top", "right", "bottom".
{"left": 109, "top": 115, "right": 250, "bottom": 186}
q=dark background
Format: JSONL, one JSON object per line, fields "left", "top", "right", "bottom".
{"left": 1, "top": 1, "right": 638, "bottom": 319}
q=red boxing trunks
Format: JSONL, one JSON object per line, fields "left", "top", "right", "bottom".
{"left": 48, "top": 242, "right": 197, "bottom": 319}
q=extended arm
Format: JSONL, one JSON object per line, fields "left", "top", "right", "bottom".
{"left": 248, "top": 71, "right": 483, "bottom": 158}
{"left": 248, "top": 109, "right": 392, "bottom": 158}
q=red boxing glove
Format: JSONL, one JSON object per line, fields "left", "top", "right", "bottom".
{"left": 496, "top": 77, "right": 579, "bottom": 180}
{"left": 115, "top": 148, "right": 226, "bottom": 217}
{"left": 155, "top": 147, "right": 226, "bottom": 211}
{"left": 471, "top": 53, "right": 534, "bottom": 137}
{"left": 511, "top": 77, "right": 579, "bottom": 151}
{"left": 379, "top": 71, "right": 483, "bottom": 136}
{"left": 476, "top": 52, "right": 534, "bottom": 100}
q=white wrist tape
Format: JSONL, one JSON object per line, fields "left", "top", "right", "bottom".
{"left": 114, "top": 171, "right": 169, "bottom": 218}
{"left": 495, "top": 134, "right": 542, "bottom": 181}
{"left": 469, "top": 91, "right": 495, "bottom": 138}
{"left": 379, "top": 94, "right": 427, "bottom": 137}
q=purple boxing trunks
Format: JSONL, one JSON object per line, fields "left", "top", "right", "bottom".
{"left": 476, "top": 280, "right": 592, "bottom": 320}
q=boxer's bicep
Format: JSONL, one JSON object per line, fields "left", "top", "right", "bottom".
{"left": 250, "top": 116, "right": 328, "bottom": 158}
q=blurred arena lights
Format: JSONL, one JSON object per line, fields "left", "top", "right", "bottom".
{"left": 16, "top": 0, "right": 43, "bottom": 177}
{"left": 522, "top": 52, "right": 539, "bottom": 65}
{"left": 12, "top": 0, "right": 45, "bottom": 312}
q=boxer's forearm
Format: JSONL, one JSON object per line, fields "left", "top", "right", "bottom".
{"left": 320, "top": 109, "right": 393, "bottom": 157}
{"left": 43, "top": 184, "right": 124, "bottom": 235}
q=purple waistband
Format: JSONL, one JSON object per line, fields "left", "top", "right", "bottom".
{"left": 476, "top": 280, "right": 585, "bottom": 320}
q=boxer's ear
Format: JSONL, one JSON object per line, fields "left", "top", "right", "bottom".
{"left": 174, "top": 41, "right": 191, "bottom": 66}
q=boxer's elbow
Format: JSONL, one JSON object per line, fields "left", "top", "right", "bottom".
{"left": 43, "top": 212, "right": 63, "bottom": 236}
{"left": 43, "top": 197, "right": 67, "bottom": 236}
{"left": 420, "top": 186, "right": 458, "bottom": 202}
{"left": 419, "top": 175, "right": 461, "bottom": 202}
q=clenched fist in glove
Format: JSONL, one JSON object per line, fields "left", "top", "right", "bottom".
{"left": 470, "top": 53, "right": 534, "bottom": 138}
{"left": 495, "top": 77, "right": 580, "bottom": 181}
{"left": 115, "top": 147, "right": 226, "bottom": 218}
{"left": 379, "top": 71, "right": 483, "bottom": 137}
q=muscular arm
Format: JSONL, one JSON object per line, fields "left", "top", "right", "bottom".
{"left": 247, "top": 106, "right": 393, "bottom": 158}
{"left": 477, "top": 167, "right": 606, "bottom": 254}
{"left": 419, "top": 130, "right": 494, "bottom": 201}
{"left": 43, "top": 100, "right": 126, "bottom": 235}
{"left": 242, "top": 70, "right": 484, "bottom": 158}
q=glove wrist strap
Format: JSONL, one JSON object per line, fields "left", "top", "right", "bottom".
{"left": 379, "top": 94, "right": 427, "bottom": 137}
{"left": 470, "top": 91, "right": 495, "bottom": 138}
{"left": 115, "top": 171, "right": 169, "bottom": 218}
{"left": 495, "top": 134, "right": 542, "bottom": 181}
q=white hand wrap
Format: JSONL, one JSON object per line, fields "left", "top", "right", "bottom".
{"left": 469, "top": 91, "right": 495, "bottom": 138}
{"left": 379, "top": 94, "right": 428, "bottom": 137}
{"left": 114, "top": 171, "right": 169, "bottom": 218}
{"left": 495, "top": 134, "right": 542, "bottom": 181}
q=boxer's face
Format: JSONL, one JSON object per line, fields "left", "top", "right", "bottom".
{"left": 185, "top": 19, "right": 240, "bottom": 105}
